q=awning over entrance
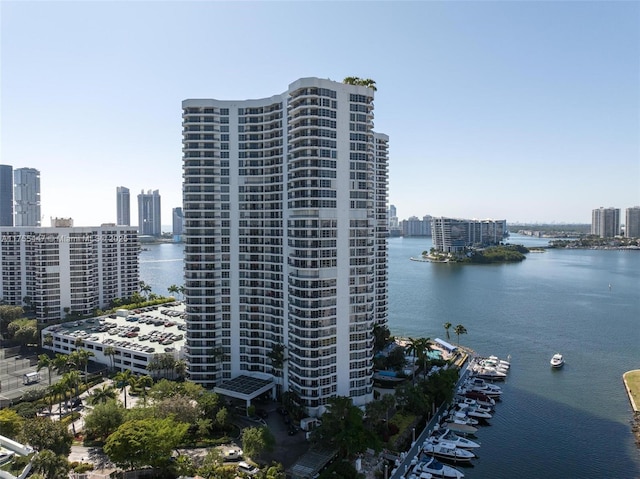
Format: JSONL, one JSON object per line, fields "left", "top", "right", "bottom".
{"left": 434, "top": 337, "right": 458, "bottom": 352}
{"left": 213, "top": 374, "right": 275, "bottom": 402}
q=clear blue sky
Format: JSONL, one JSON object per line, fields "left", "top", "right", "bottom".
{"left": 2, "top": 1, "right": 638, "bottom": 227}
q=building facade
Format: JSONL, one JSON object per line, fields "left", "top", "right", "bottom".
{"left": 591, "top": 207, "right": 620, "bottom": 238}
{"left": 402, "top": 215, "right": 433, "bottom": 237}
{"left": 431, "top": 217, "right": 508, "bottom": 252}
{"left": 137, "top": 189, "right": 161, "bottom": 236}
{"left": 182, "top": 77, "right": 389, "bottom": 414}
{"left": 116, "top": 186, "right": 131, "bottom": 226}
{"left": 14, "top": 168, "right": 41, "bottom": 227}
{"left": 172, "top": 207, "right": 184, "bottom": 241}
{"left": 624, "top": 206, "right": 640, "bottom": 238}
{"left": 0, "top": 225, "right": 139, "bottom": 322}
{"left": 0, "top": 165, "right": 14, "bottom": 226}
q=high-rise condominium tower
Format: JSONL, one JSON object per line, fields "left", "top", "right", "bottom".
{"left": 182, "top": 77, "right": 389, "bottom": 414}
{"left": 117, "top": 186, "right": 131, "bottom": 226}
{"left": 14, "top": 168, "right": 41, "bottom": 227}
{"left": 137, "top": 189, "right": 161, "bottom": 236}
{"left": 625, "top": 206, "right": 640, "bottom": 238}
{"left": 0, "top": 165, "right": 14, "bottom": 226}
{"left": 591, "top": 207, "right": 620, "bottom": 238}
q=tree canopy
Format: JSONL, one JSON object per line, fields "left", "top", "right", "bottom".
{"left": 103, "top": 417, "right": 188, "bottom": 470}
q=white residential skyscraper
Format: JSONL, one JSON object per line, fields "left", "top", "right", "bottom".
{"left": 625, "top": 206, "right": 640, "bottom": 238}
{"left": 591, "top": 207, "right": 620, "bottom": 238}
{"left": 14, "top": 167, "right": 41, "bottom": 227}
{"left": 182, "top": 77, "right": 389, "bottom": 414}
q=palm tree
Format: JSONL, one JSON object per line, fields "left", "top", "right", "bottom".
{"left": 443, "top": 322, "right": 452, "bottom": 341}
{"left": 50, "top": 381, "right": 67, "bottom": 420}
{"left": 37, "top": 354, "right": 54, "bottom": 388}
{"left": 413, "top": 337, "right": 432, "bottom": 378}
{"left": 114, "top": 370, "right": 133, "bottom": 408}
{"left": 89, "top": 384, "right": 117, "bottom": 405}
{"left": 454, "top": 324, "right": 468, "bottom": 346}
{"left": 53, "top": 353, "right": 71, "bottom": 376}
{"left": 267, "top": 343, "right": 286, "bottom": 397}
{"left": 178, "top": 285, "right": 185, "bottom": 301}
{"left": 139, "top": 281, "right": 152, "bottom": 300}
{"left": 73, "top": 349, "right": 95, "bottom": 386}
{"left": 174, "top": 359, "right": 187, "bottom": 381}
{"left": 167, "top": 284, "right": 180, "bottom": 299}
{"left": 104, "top": 346, "right": 116, "bottom": 372}
{"left": 134, "top": 375, "right": 153, "bottom": 406}
{"left": 37, "top": 354, "right": 55, "bottom": 414}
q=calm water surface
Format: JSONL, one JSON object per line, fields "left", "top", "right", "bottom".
{"left": 140, "top": 236, "right": 640, "bottom": 478}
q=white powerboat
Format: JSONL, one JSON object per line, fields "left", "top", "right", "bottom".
{"left": 456, "top": 403, "right": 492, "bottom": 420}
{"left": 415, "top": 456, "right": 465, "bottom": 478}
{"left": 442, "top": 418, "right": 478, "bottom": 435}
{"left": 456, "top": 389, "right": 496, "bottom": 408}
{"left": 434, "top": 429, "right": 481, "bottom": 449}
{"left": 464, "top": 378, "right": 503, "bottom": 397}
{"left": 423, "top": 438, "right": 476, "bottom": 463}
{"left": 456, "top": 396, "right": 494, "bottom": 411}
{"left": 550, "top": 353, "right": 564, "bottom": 368}
{"left": 470, "top": 364, "right": 507, "bottom": 381}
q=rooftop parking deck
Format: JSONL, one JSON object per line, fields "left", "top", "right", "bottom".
{"left": 41, "top": 302, "right": 186, "bottom": 376}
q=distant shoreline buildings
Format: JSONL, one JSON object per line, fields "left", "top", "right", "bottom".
{"left": 0, "top": 164, "right": 41, "bottom": 227}
{"left": 591, "top": 206, "right": 640, "bottom": 238}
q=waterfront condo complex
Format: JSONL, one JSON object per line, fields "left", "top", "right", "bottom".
{"left": 182, "top": 77, "right": 389, "bottom": 414}
{"left": 431, "top": 217, "right": 508, "bottom": 252}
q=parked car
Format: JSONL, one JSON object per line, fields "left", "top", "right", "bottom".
{"left": 237, "top": 461, "right": 259, "bottom": 475}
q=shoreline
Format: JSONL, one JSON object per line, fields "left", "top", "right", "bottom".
{"left": 622, "top": 370, "right": 640, "bottom": 447}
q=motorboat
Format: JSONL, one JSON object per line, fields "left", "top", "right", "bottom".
{"left": 487, "top": 355, "right": 511, "bottom": 368}
{"left": 446, "top": 409, "right": 479, "bottom": 426}
{"left": 442, "top": 419, "right": 478, "bottom": 435}
{"left": 457, "top": 388, "right": 497, "bottom": 406}
{"left": 434, "top": 429, "right": 481, "bottom": 449}
{"left": 476, "top": 357, "right": 509, "bottom": 373}
{"left": 456, "top": 397, "right": 494, "bottom": 411}
{"left": 464, "top": 378, "right": 503, "bottom": 396}
{"left": 470, "top": 365, "right": 507, "bottom": 381}
{"left": 457, "top": 389, "right": 496, "bottom": 407}
{"left": 422, "top": 438, "right": 476, "bottom": 463}
{"left": 415, "top": 456, "right": 465, "bottom": 478}
{"left": 550, "top": 353, "right": 564, "bottom": 368}
{"left": 456, "top": 403, "right": 492, "bottom": 420}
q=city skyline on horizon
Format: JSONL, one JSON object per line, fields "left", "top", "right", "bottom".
{"left": 2, "top": 2, "right": 638, "bottom": 226}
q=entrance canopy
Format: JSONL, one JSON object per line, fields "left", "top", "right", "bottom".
{"left": 213, "top": 374, "right": 274, "bottom": 402}
{"left": 434, "top": 337, "right": 458, "bottom": 352}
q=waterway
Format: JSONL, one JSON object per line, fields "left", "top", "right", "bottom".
{"left": 139, "top": 235, "right": 640, "bottom": 478}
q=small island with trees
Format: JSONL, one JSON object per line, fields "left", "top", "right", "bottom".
{"left": 419, "top": 244, "right": 530, "bottom": 264}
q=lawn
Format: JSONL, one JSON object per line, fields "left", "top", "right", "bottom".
{"left": 623, "top": 370, "right": 640, "bottom": 411}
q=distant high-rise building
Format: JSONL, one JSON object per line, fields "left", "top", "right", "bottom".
{"left": 0, "top": 165, "right": 14, "bottom": 226}
{"left": 625, "top": 206, "right": 640, "bottom": 238}
{"left": 137, "top": 190, "right": 161, "bottom": 236}
{"left": 14, "top": 167, "right": 41, "bottom": 227}
{"left": 172, "top": 207, "right": 183, "bottom": 241}
{"left": 116, "top": 186, "right": 131, "bottom": 226}
{"left": 182, "top": 77, "right": 389, "bottom": 414}
{"left": 591, "top": 207, "right": 620, "bottom": 238}
{"left": 402, "top": 215, "right": 432, "bottom": 236}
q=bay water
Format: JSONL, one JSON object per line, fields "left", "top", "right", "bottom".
{"left": 140, "top": 235, "right": 640, "bottom": 478}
